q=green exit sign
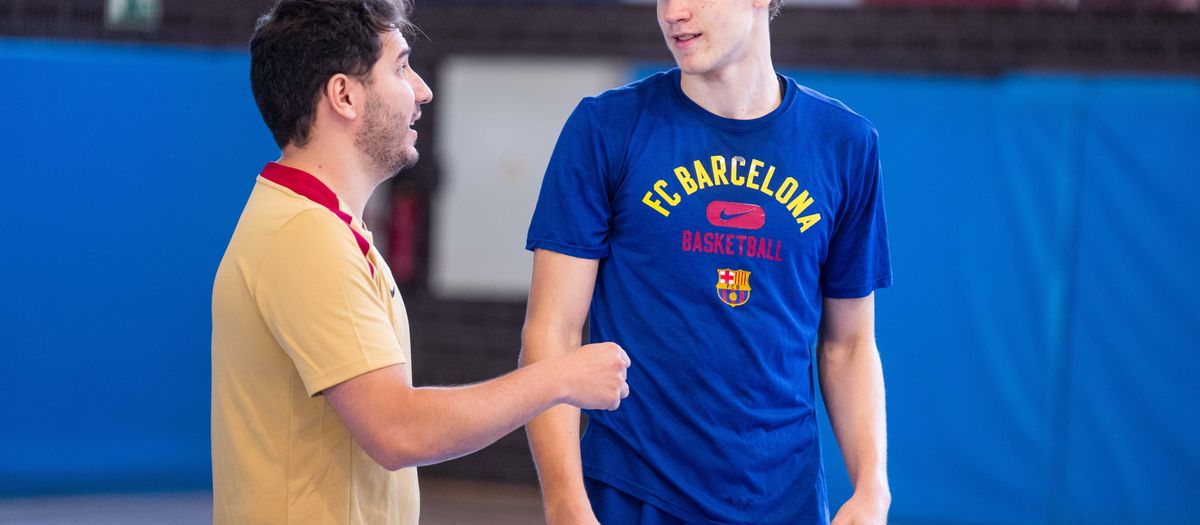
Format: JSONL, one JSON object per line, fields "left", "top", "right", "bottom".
{"left": 105, "top": 0, "right": 162, "bottom": 32}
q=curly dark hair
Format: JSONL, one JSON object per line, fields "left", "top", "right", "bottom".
{"left": 249, "top": 0, "right": 414, "bottom": 149}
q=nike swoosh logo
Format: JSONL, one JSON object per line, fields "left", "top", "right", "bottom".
{"left": 719, "top": 209, "right": 753, "bottom": 221}
{"left": 390, "top": 286, "right": 396, "bottom": 298}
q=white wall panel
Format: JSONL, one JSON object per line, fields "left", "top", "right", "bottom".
{"left": 432, "top": 56, "right": 627, "bottom": 299}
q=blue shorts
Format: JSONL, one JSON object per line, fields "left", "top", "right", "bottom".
{"left": 586, "top": 477, "right": 689, "bottom": 525}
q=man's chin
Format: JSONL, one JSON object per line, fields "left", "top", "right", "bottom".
{"left": 390, "top": 150, "right": 419, "bottom": 175}
{"left": 673, "top": 52, "right": 720, "bottom": 75}
{"left": 370, "top": 151, "right": 418, "bottom": 180}
{"left": 677, "top": 61, "right": 710, "bottom": 77}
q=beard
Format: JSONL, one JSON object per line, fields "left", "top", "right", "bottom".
{"left": 356, "top": 91, "right": 418, "bottom": 177}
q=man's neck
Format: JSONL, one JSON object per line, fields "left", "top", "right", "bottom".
{"left": 276, "top": 144, "right": 380, "bottom": 220}
{"left": 679, "top": 36, "right": 779, "bottom": 120}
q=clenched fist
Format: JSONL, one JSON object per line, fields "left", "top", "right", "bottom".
{"left": 556, "top": 342, "right": 631, "bottom": 411}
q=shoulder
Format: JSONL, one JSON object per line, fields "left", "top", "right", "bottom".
{"left": 263, "top": 210, "right": 365, "bottom": 276}
{"left": 249, "top": 177, "right": 335, "bottom": 223}
{"left": 586, "top": 69, "right": 670, "bottom": 107}
{"left": 575, "top": 69, "right": 674, "bottom": 126}
{"left": 273, "top": 207, "right": 354, "bottom": 244}
{"left": 788, "top": 78, "right": 879, "bottom": 146}
{"left": 554, "top": 71, "right": 673, "bottom": 169}
{"left": 245, "top": 180, "right": 363, "bottom": 262}
{"left": 252, "top": 178, "right": 352, "bottom": 240}
{"left": 227, "top": 180, "right": 351, "bottom": 260}
{"left": 250, "top": 207, "right": 371, "bottom": 297}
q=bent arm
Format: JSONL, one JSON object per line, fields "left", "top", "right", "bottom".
{"left": 258, "top": 209, "right": 621, "bottom": 472}
{"left": 521, "top": 249, "right": 601, "bottom": 524}
{"left": 819, "top": 293, "right": 890, "bottom": 518}
{"left": 324, "top": 357, "right": 569, "bottom": 471}
{"left": 323, "top": 247, "right": 626, "bottom": 475}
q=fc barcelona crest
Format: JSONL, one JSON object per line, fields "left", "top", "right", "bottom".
{"left": 716, "top": 268, "right": 752, "bottom": 307}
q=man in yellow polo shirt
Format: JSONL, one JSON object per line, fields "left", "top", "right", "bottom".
{"left": 211, "top": 1, "right": 632, "bottom": 523}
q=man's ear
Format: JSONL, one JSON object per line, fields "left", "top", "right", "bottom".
{"left": 323, "top": 73, "right": 362, "bottom": 121}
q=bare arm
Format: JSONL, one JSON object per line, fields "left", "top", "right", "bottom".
{"left": 521, "top": 249, "right": 604, "bottom": 525}
{"left": 819, "top": 293, "right": 890, "bottom": 525}
{"left": 323, "top": 302, "right": 629, "bottom": 472}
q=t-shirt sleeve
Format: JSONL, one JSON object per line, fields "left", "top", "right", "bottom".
{"left": 526, "top": 98, "right": 614, "bottom": 259}
{"left": 254, "top": 209, "right": 405, "bottom": 397}
{"left": 821, "top": 126, "right": 893, "bottom": 298}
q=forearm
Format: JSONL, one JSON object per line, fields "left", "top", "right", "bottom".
{"left": 819, "top": 340, "right": 888, "bottom": 493}
{"left": 385, "top": 359, "right": 567, "bottom": 468}
{"left": 516, "top": 249, "right": 602, "bottom": 521}
{"left": 528, "top": 405, "right": 590, "bottom": 513}
{"left": 522, "top": 328, "right": 592, "bottom": 517}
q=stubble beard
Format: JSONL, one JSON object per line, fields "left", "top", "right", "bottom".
{"left": 356, "top": 92, "right": 418, "bottom": 178}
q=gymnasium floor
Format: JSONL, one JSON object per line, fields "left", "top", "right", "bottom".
{"left": 0, "top": 478, "right": 544, "bottom": 525}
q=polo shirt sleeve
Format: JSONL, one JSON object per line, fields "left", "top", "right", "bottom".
{"left": 254, "top": 209, "right": 405, "bottom": 397}
{"left": 821, "top": 125, "right": 893, "bottom": 298}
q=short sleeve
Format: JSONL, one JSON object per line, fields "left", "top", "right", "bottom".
{"left": 821, "top": 126, "right": 893, "bottom": 298}
{"left": 526, "top": 99, "right": 614, "bottom": 259}
{"left": 254, "top": 209, "right": 405, "bottom": 396}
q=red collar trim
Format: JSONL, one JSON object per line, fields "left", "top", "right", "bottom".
{"left": 260, "top": 162, "right": 376, "bottom": 278}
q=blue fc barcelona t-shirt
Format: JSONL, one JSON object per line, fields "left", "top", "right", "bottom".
{"left": 526, "top": 68, "right": 892, "bottom": 525}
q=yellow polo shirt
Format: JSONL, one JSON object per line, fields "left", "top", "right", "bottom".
{"left": 211, "top": 163, "right": 418, "bottom": 524}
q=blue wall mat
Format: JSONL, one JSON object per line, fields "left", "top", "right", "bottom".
{"left": 0, "top": 39, "right": 277, "bottom": 495}
{"left": 791, "top": 71, "right": 1200, "bottom": 525}
{"left": 1058, "top": 78, "right": 1200, "bottom": 525}
{"left": 1, "top": 41, "right": 1197, "bottom": 522}
{"left": 762, "top": 71, "right": 1065, "bottom": 525}
{"left": 633, "top": 64, "right": 1200, "bottom": 525}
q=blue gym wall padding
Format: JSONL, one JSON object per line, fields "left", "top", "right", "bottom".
{"left": 0, "top": 42, "right": 1195, "bottom": 525}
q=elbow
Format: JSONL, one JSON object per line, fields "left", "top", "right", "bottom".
{"left": 520, "top": 321, "right": 582, "bottom": 366}
{"left": 819, "top": 336, "right": 877, "bottom": 362}
{"left": 376, "top": 447, "right": 417, "bottom": 472}
{"left": 518, "top": 329, "right": 547, "bottom": 367}
{"left": 360, "top": 423, "right": 435, "bottom": 471}
{"left": 326, "top": 371, "right": 440, "bottom": 471}
{"left": 370, "top": 434, "right": 429, "bottom": 471}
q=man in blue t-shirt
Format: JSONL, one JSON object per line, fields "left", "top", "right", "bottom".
{"left": 521, "top": 1, "right": 892, "bottom": 524}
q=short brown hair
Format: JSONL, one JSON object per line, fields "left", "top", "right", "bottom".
{"left": 249, "top": 0, "right": 414, "bottom": 149}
